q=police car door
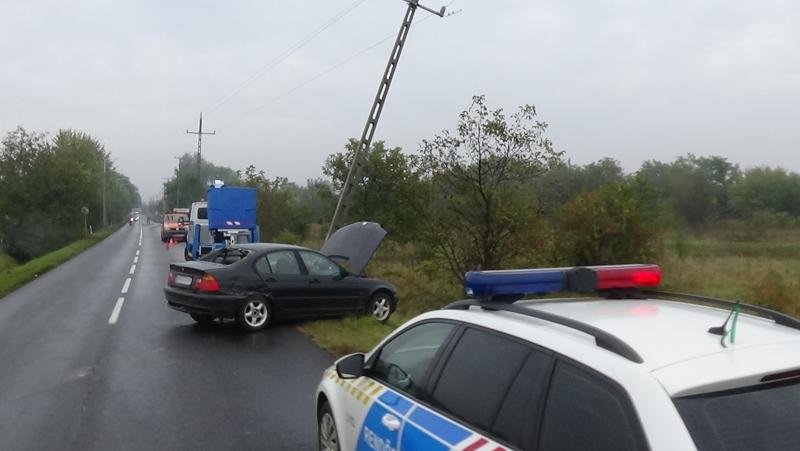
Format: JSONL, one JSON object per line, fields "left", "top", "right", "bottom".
{"left": 344, "top": 321, "right": 457, "bottom": 451}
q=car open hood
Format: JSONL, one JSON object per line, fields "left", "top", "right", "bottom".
{"left": 320, "top": 222, "right": 386, "bottom": 275}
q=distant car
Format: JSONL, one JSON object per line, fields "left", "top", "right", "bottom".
{"left": 160, "top": 213, "right": 188, "bottom": 242}
{"left": 163, "top": 222, "right": 396, "bottom": 331}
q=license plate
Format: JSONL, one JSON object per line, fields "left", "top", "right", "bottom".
{"left": 175, "top": 274, "right": 193, "bottom": 286}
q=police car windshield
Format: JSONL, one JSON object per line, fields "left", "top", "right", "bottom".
{"left": 674, "top": 379, "right": 800, "bottom": 451}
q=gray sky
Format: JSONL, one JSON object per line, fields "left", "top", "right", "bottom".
{"left": 2, "top": 0, "right": 799, "bottom": 201}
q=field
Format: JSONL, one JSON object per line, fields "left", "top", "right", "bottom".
{"left": 0, "top": 228, "right": 116, "bottom": 298}
{"left": 300, "top": 231, "right": 800, "bottom": 355}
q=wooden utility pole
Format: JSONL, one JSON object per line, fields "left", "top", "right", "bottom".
{"left": 326, "top": 0, "right": 446, "bottom": 240}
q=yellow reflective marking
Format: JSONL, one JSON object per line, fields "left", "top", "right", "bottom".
{"left": 369, "top": 385, "right": 382, "bottom": 397}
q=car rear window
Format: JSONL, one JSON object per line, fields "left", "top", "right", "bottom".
{"left": 674, "top": 379, "right": 800, "bottom": 451}
{"left": 197, "top": 207, "right": 208, "bottom": 220}
{"left": 164, "top": 214, "right": 185, "bottom": 222}
{"left": 199, "top": 248, "right": 250, "bottom": 265}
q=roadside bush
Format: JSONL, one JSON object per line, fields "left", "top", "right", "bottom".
{"left": 556, "top": 178, "right": 665, "bottom": 265}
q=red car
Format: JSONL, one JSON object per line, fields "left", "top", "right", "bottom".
{"left": 161, "top": 213, "right": 188, "bottom": 242}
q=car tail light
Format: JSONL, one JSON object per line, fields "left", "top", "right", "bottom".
{"left": 167, "top": 271, "right": 175, "bottom": 285}
{"left": 194, "top": 273, "right": 220, "bottom": 292}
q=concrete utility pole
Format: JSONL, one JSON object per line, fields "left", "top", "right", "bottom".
{"left": 186, "top": 113, "right": 215, "bottom": 176}
{"left": 326, "top": 0, "right": 446, "bottom": 240}
{"left": 173, "top": 156, "right": 182, "bottom": 207}
{"left": 102, "top": 160, "right": 107, "bottom": 228}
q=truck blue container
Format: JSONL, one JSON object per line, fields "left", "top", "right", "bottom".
{"left": 185, "top": 184, "right": 260, "bottom": 260}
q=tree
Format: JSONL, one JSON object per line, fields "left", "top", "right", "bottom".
{"left": 163, "top": 154, "right": 240, "bottom": 212}
{"left": 324, "top": 140, "right": 426, "bottom": 242}
{"left": 0, "top": 127, "right": 139, "bottom": 261}
{"left": 416, "top": 95, "right": 562, "bottom": 280}
{"left": 556, "top": 178, "right": 664, "bottom": 266}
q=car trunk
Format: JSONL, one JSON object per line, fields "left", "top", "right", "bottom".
{"left": 168, "top": 261, "right": 226, "bottom": 290}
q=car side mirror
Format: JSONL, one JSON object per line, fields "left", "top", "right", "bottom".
{"left": 336, "top": 353, "right": 365, "bottom": 379}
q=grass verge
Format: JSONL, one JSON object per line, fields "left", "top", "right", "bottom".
{"left": 300, "top": 233, "right": 800, "bottom": 356}
{"left": 0, "top": 228, "right": 116, "bottom": 298}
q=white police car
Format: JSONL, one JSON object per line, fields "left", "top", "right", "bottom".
{"left": 315, "top": 264, "right": 800, "bottom": 450}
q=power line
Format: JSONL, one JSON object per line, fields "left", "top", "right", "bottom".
{"left": 204, "top": 0, "right": 370, "bottom": 115}
{"left": 230, "top": 0, "right": 458, "bottom": 124}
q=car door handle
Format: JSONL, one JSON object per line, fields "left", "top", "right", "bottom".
{"left": 381, "top": 413, "right": 401, "bottom": 431}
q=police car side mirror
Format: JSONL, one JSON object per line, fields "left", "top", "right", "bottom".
{"left": 336, "top": 353, "right": 365, "bottom": 379}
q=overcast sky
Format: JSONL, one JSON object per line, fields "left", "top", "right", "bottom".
{"left": 2, "top": 0, "right": 799, "bottom": 200}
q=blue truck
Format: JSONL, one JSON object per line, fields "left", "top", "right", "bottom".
{"left": 184, "top": 183, "right": 260, "bottom": 261}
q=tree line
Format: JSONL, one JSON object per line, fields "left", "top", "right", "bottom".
{"left": 0, "top": 127, "right": 140, "bottom": 261}
{"left": 159, "top": 96, "right": 800, "bottom": 280}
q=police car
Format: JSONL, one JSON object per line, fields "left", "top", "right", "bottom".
{"left": 315, "top": 264, "right": 800, "bottom": 450}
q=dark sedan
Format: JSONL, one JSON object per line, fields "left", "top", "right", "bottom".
{"left": 164, "top": 223, "right": 396, "bottom": 331}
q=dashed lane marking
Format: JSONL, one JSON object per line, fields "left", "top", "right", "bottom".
{"left": 108, "top": 297, "right": 125, "bottom": 324}
{"left": 129, "top": 264, "right": 136, "bottom": 275}
{"left": 133, "top": 256, "right": 138, "bottom": 264}
{"left": 121, "top": 277, "right": 131, "bottom": 294}
{"left": 135, "top": 250, "right": 140, "bottom": 256}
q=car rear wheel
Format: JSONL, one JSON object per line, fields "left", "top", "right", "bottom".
{"left": 236, "top": 298, "right": 272, "bottom": 331}
{"left": 190, "top": 313, "right": 215, "bottom": 324}
{"left": 368, "top": 292, "right": 393, "bottom": 323}
{"left": 318, "top": 401, "right": 340, "bottom": 451}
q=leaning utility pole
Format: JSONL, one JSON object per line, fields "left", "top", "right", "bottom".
{"left": 326, "top": 0, "right": 446, "bottom": 240}
{"left": 186, "top": 113, "right": 216, "bottom": 176}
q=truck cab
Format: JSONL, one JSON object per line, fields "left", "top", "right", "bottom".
{"left": 184, "top": 201, "right": 209, "bottom": 260}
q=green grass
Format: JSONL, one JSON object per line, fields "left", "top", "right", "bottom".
{"left": 298, "top": 316, "right": 410, "bottom": 357}
{"left": 0, "top": 252, "right": 17, "bottom": 273}
{"left": 0, "top": 228, "right": 116, "bottom": 298}
{"left": 300, "top": 230, "right": 800, "bottom": 355}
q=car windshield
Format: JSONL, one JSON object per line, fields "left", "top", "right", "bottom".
{"left": 164, "top": 214, "right": 185, "bottom": 223}
{"left": 674, "top": 380, "right": 800, "bottom": 451}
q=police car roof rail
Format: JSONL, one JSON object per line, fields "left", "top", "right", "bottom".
{"left": 445, "top": 299, "right": 644, "bottom": 364}
{"left": 643, "top": 290, "right": 800, "bottom": 331}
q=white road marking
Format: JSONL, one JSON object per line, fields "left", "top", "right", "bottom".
{"left": 135, "top": 250, "right": 140, "bottom": 256}
{"left": 138, "top": 225, "right": 142, "bottom": 246}
{"left": 133, "top": 256, "right": 139, "bottom": 264}
{"left": 129, "top": 264, "right": 136, "bottom": 275}
{"left": 109, "top": 297, "right": 125, "bottom": 324}
{"left": 121, "top": 277, "right": 131, "bottom": 294}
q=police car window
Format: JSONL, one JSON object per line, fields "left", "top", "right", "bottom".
{"left": 674, "top": 379, "right": 800, "bottom": 451}
{"left": 492, "top": 346, "right": 554, "bottom": 449}
{"left": 539, "top": 361, "right": 647, "bottom": 451}
{"left": 371, "top": 322, "right": 455, "bottom": 398}
{"left": 298, "top": 251, "right": 340, "bottom": 277}
{"left": 266, "top": 250, "right": 301, "bottom": 275}
{"left": 429, "top": 328, "right": 533, "bottom": 434}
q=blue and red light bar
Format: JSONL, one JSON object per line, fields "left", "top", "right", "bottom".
{"left": 464, "top": 264, "right": 661, "bottom": 298}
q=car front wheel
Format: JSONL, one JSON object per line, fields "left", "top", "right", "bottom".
{"left": 368, "top": 292, "right": 393, "bottom": 323}
{"left": 236, "top": 298, "right": 272, "bottom": 331}
{"left": 318, "top": 401, "right": 340, "bottom": 451}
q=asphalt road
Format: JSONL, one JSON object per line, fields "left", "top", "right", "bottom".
{"left": 0, "top": 222, "right": 335, "bottom": 450}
